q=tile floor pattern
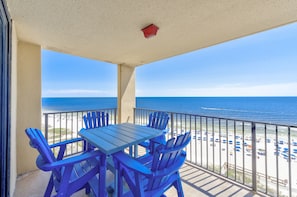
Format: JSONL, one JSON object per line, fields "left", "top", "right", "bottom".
{"left": 14, "top": 162, "right": 268, "bottom": 197}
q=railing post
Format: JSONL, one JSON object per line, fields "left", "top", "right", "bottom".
{"left": 288, "top": 127, "right": 292, "bottom": 197}
{"left": 44, "top": 113, "right": 48, "bottom": 141}
{"left": 131, "top": 108, "right": 136, "bottom": 157}
{"left": 114, "top": 108, "right": 117, "bottom": 124}
{"left": 133, "top": 108, "right": 135, "bottom": 124}
{"left": 251, "top": 122, "right": 257, "bottom": 192}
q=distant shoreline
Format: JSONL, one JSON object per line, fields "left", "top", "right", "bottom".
{"left": 42, "top": 97, "right": 297, "bottom": 126}
{"left": 42, "top": 96, "right": 297, "bottom": 98}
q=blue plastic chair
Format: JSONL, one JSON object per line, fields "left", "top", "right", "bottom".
{"left": 83, "top": 111, "right": 109, "bottom": 150}
{"left": 25, "top": 128, "right": 105, "bottom": 197}
{"left": 113, "top": 132, "right": 191, "bottom": 197}
{"left": 139, "top": 111, "right": 169, "bottom": 154}
{"left": 83, "top": 111, "right": 109, "bottom": 129}
{"left": 83, "top": 111, "right": 115, "bottom": 174}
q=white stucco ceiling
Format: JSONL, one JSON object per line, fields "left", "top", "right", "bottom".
{"left": 6, "top": 0, "right": 297, "bottom": 66}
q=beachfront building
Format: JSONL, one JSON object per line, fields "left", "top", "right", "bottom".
{"left": 2, "top": 1, "right": 297, "bottom": 196}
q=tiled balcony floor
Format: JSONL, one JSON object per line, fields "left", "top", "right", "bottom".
{"left": 14, "top": 162, "right": 267, "bottom": 197}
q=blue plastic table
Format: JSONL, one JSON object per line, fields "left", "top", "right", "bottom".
{"left": 79, "top": 123, "right": 163, "bottom": 196}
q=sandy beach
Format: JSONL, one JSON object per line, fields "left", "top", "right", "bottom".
{"left": 186, "top": 130, "right": 297, "bottom": 196}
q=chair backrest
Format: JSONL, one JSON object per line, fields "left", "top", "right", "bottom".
{"left": 83, "top": 111, "right": 109, "bottom": 129}
{"left": 148, "top": 131, "right": 191, "bottom": 191}
{"left": 26, "top": 128, "right": 103, "bottom": 196}
{"left": 147, "top": 111, "right": 169, "bottom": 130}
{"left": 25, "top": 128, "right": 56, "bottom": 164}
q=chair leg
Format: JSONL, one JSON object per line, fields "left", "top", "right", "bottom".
{"left": 85, "top": 184, "right": 91, "bottom": 194}
{"left": 174, "top": 182, "right": 184, "bottom": 197}
{"left": 99, "top": 155, "right": 107, "bottom": 197}
{"left": 173, "top": 175, "right": 184, "bottom": 197}
{"left": 44, "top": 175, "right": 54, "bottom": 197}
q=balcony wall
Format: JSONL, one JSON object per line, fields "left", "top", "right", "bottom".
{"left": 16, "top": 41, "right": 41, "bottom": 175}
{"left": 8, "top": 35, "right": 42, "bottom": 193}
{"left": 10, "top": 38, "right": 42, "bottom": 195}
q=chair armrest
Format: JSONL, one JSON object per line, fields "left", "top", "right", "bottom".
{"left": 38, "top": 150, "right": 102, "bottom": 171}
{"left": 49, "top": 137, "right": 84, "bottom": 148}
{"left": 113, "top": 152, "right": 152, "bottom": 175}
{"left": 49, "top": 138, "right": 86, "bottom": 160}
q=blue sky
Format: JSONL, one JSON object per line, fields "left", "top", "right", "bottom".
{"left": 42, "top": 22, "right": 297, "bottom": 97}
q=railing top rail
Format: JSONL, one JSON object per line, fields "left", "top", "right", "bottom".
{"left": 134, "top": 107, "right": 297, "bottom": 128}
{"left": 43, "top": 108, "right": 117, "bottom": 115}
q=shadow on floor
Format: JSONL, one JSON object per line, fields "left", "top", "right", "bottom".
{"left": 14, "top": 163, "right": 266, "bottom": 197}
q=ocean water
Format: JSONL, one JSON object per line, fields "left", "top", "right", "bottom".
{"left": 42, "top": 97, "right": 297, "bottom": 126}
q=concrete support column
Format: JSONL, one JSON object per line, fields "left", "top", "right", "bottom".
{"left": 16, "top": 41, "right": 41, "bottom": 174}
{"left": 117, "top": 64, "right": 136, "bottom": 123}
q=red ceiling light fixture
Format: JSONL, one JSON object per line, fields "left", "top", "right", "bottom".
{"left": 141, "top": 24, "right": 159, "bottom": 39}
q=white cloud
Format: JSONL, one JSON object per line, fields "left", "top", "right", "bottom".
{"left": 43, "top": 89, "right": 116, "bottom": 97}
{"left": 137, "top": 82, "right": 297, "bottom": 96}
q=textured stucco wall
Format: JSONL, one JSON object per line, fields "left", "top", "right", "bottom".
{"left": 16, "top": 41, "right": 41, "bottom": 174}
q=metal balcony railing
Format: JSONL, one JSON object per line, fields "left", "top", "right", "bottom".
{"left": 42, "top": 108, "right": 117, "bottom": 156}
{"left": 42, "top": 107, "right": 297, "bottom": 196}
{"left": 134, "top": 108, "right": 297, "bottom": 197}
